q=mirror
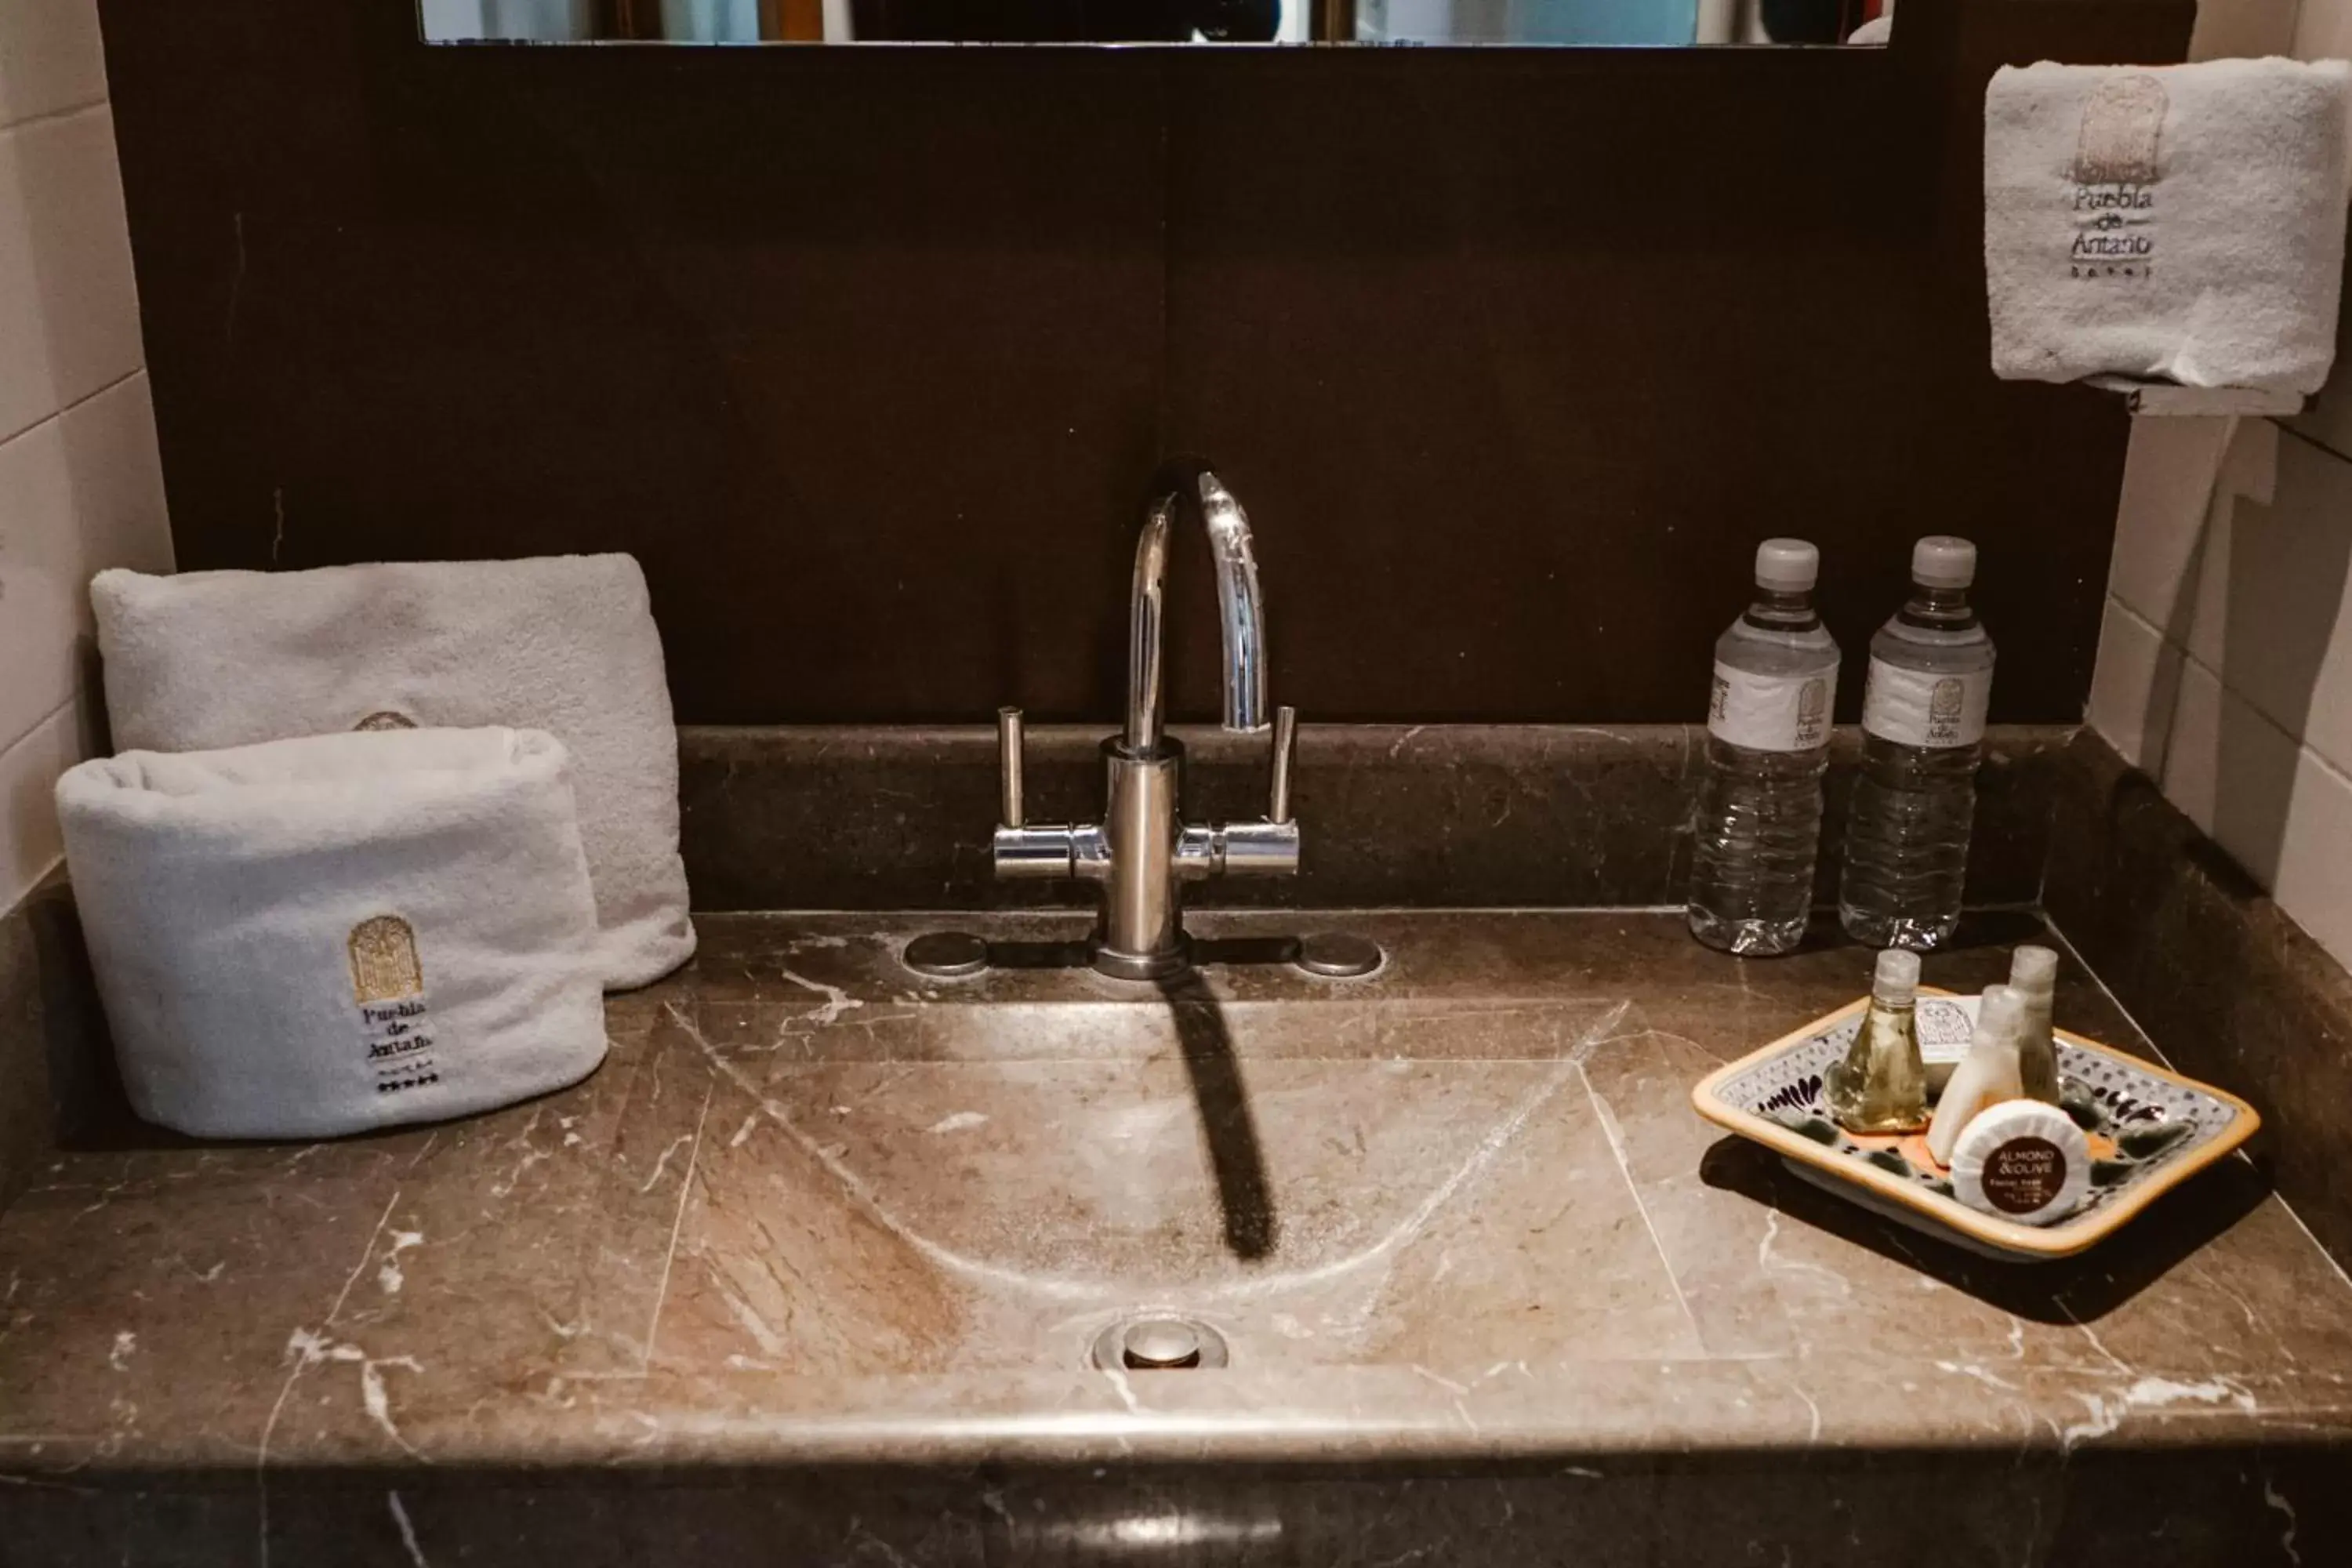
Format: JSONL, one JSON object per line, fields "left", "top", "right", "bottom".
{"left": 418, "top": 1, "right": 1896, "bottom": 48}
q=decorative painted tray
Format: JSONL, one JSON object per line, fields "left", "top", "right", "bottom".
{"left": 1690, "top": 990, "right": 2259, "bottom": 1261}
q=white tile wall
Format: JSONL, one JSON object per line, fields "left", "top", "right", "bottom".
{"left": 0, "top": 106, "right": 143, "bottom": 442}
{"left": 2084, "top": 0, "right": 2352, "bottom": 973}
{"left": 2180, "top": 430, "right": 2352, "bottom": 768}
{"left": 0, "top": 0, "right": 168, "bottom": 909}
{"left": 0, "top": 0, "right": 108, "bottom": 131}
{"left": 0, "top": 699, "right": 84, "bottom": 906}
{"left": 2086, "top": 595, "right": 2183, "bottom": 770}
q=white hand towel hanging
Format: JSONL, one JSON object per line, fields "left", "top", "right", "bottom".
{"left": 1985, "top": 57, "right": 2352, "bottom": 394}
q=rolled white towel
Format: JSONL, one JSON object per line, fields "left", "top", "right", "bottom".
{"left": 1986, "top": 58, "right": 2352, "bottom": 394}
{"left": 90, "top": 554, "right": 695, "bottom": 990}
{"left": 56, "top": 727, "right": 608, "bottom": 1140}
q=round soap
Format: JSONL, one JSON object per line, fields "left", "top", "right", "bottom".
{"left": 1948, "top": 1098, "right": 2091, "bottom": 1225}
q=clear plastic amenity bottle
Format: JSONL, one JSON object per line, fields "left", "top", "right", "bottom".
{"left": 1838, "top": 535, "right": 1997, "bottom": 951}
{"left": 1686, "top": 539, "right": 1841, "bottom": 956}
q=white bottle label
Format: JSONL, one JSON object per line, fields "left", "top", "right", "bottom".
{"left": 1708, "top": 662, "right": 1835, "bottom": 752}
{"left": 1861, "top": 657, "right": 1991, "bottom": 748}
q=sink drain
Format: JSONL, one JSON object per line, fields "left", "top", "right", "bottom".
{"left": 1091, "top": 1316, "right": 1229, "bottom": 1371}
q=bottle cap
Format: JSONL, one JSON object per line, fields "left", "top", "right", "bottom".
{"left": 1871, "top": 948, "right": 1921, "bottom": 1004}
{"left": 1754, "top": 538, "right": 1819, "bottom": 593}
{"left": 1911, "top": 535, "right": 1977, "bottom": 590}
{"left": 2008, "top": 945, "right": 2059, "bottom": 997}
{"left": 1974, "top": 984, "right": 2026, "bottom": 1045}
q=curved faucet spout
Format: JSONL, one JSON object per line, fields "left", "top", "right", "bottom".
{"left": 994, "top": 459, "right": 1297, "bottom": 980}
{"left": 1124, "top": 466, "right": 1269, "bottom": 752}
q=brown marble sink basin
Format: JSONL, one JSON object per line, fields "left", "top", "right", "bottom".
{"left": 6, "top": 910, "right": 2352, "bottom": 1565}
{"left": 670, "top": 985, "right": 1661, "bottom": 1381}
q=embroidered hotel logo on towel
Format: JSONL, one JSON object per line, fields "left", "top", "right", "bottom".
{"left": 349, "top": 915, "right": 441, "bottom": 1096}
{"left": 2068, "top": 74, "right": 2166, "bottom": 280}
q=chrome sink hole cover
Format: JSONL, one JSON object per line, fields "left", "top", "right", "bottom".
{"left": 1092, "top": 1316, "right": 1231, "bottom": 1371}
{"left": 901, "top": 931, "right": 989, "bottom": 979}
{"left": 1295, "top": 931, "right": 1385, "bottom": 979}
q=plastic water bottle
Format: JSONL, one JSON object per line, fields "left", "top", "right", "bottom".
{"left": 1838, "top": 536, "right": 1997, "bottom": 950}
{"left": 1687, "top": 539, "right": 1840, "bottom": 956}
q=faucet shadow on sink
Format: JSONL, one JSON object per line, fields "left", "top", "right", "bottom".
{"left": 1156, "top": 967, "right": 1279, "bottom": 1263}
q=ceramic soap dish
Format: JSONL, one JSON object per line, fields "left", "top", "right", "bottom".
{"left": 1690, "top": 991, "right": 2259, "bottom": 1261}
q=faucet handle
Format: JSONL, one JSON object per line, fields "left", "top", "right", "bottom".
{"left": 998, "top": 706, "right": 1025, "bottom": 828}
{"left": 993, "top": 706, "right": 1076, "bottom": 881}
{"left": 1269, "top": 706, "right": 1297, "bottom": 824}
{"left": 1216, "top": 705, "right": 1301, "bottom": 881}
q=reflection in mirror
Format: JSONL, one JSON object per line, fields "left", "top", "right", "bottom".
{"left": 417, "top": 0, "right": 1896, "bottom": 48}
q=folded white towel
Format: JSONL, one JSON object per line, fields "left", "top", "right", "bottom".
{"left": 91, "top": 554, "right": 694, "bottom": 990}
{"left": 56, "top": 728, "right": 607, "bottom": 1140}
{"left": 1986, "top": 58, "right": 2352, "bottom": 393}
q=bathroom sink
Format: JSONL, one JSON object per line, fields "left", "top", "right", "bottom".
{"left": 659, "top": 989, "right": 1696, "bottom": 1378}
{"left": 11, "top": 910, "right": 2352, "bottom": 1566}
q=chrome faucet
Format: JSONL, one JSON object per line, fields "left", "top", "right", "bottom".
{"left": 993, "top": 465, "right": 1301, "bottom": 980}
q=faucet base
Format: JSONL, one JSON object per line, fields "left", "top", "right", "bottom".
{"left": 1088, "top": 931, "right": 1193, "bottom": 983}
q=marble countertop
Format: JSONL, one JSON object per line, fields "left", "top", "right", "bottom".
{"left": 5, "top": 911, "right": 2350, "bottom": 1486}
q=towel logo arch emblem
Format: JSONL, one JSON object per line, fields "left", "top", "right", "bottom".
{"left": 350, "top": 915, "right": 443, "bottom": 1096}
{"left": 354, "top": 711, "right": 419, "bottom": 732}
{"left": 2068, "top": 74, "right": 2166, "bottom": 281}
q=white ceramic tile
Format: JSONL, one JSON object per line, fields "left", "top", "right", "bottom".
{"left": 2159, "top": 652, "right": 2307, "bottom": 889}
{"left": 0, "top": 0, "right": 107, "bottom": 132}
{"left": 2107, "top": 415, "right": 2238, "bottom": 630}
{"left": 2173, "top": 428, "right": 2352, "bottom": 772}
{"left": 2086, "top": 595, "right": 2184, "bottom": 771}
{"left": 0, "top": 695, "right": 82, "bottom": 910}
{"left": 0, "top": 414, "right": 80, "bottom": 744}
{"left": 0, "top": 371, "right": 168, "bottom": 750}
{"left": 2270, "top": 744, "right": 2352, "bottom": 974}
{"left": 0, "top": 124, "right": 51, "bottom": 439}
{"left": 2152, "top": 643, "right": 2352, "bottom": 990}
{"left": 0, "top": 106, "right": 144, "bottom": 444}
{"left": 58, "top": 368, "right": 169, "bottom": 575}
{"left": 2194, "top": 0, "right": 2304, "bottom": 60}
{"left": 2156, "top": 652, "right": 2223, "bottom": 840}
{"left": 2295, "top": 0, "right": 2352, "bottom": 64}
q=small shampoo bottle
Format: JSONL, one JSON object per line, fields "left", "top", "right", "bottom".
{"left": 1828, "top": 949, "right": 1929, "bottom": 1134}
{"left": 2007, "top": 945, "right": 2061, "bottom": 1104}
{"left": 1926, "top": 984, "right": 2028, "bottom": 1165}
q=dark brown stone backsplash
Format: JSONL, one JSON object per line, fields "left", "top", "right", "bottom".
{"left": 677, "top": 722, "right": 2067, "bottom": 912}
{"left": 97, "top": 0, "right": 2192, "bottom": 725}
